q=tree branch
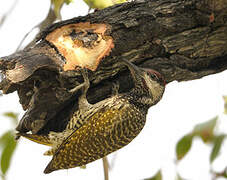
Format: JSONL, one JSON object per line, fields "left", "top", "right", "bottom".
{"left": 0, "top": 0, "right": 226, "bottom": 134}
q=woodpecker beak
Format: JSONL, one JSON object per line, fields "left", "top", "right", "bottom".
{"left": 121, "top": 59, "right": 143, "bottom": 82}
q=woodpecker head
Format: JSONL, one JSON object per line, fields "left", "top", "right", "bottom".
{"left": 122, "top": 59, "right": 165, "bottom": 106}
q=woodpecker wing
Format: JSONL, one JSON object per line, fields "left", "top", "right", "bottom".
{"left": 44, "top": 100, "right": 145, "bottom": 174}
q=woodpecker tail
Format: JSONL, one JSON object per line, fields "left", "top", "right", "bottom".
{"left": 17, "top": 133, "right": 52, "bottom": 146}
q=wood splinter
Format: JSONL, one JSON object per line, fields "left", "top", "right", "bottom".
{"left": 45, "top": 22, "right": 114, "bottom": 71}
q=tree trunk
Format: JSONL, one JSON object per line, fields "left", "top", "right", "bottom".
{"left": 0, "top": 0, "right": 226, "bottom": 134}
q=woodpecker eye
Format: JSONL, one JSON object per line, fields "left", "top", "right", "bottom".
{"left": 144, "top": 69, "right": 166, "bottom": 86}
{"left": 147, "top": 71, "right": 158, "bottom": 80}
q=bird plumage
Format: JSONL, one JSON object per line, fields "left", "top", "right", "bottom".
{"left": 18, "top": 59, "right": 165, "bottom": 173}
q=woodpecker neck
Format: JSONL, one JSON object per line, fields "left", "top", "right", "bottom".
{"left": 125, "top": 92, "right": 151, "bottom": 112}
{"left": 120, "top": 59, "right": 165, "bottom": 110}
{"left": 123, "top": 76, "right": 165, "bottom": 112}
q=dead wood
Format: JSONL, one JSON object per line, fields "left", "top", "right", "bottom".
{"left": 0, "top": 0, "right": 226, "bottom": 134}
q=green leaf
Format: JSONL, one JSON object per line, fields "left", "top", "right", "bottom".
{"left": 0, "top": 131, "right": 12, "bottom": 146}
{"left": 64, "top": 0, "right": 73, "bottom": 4}
{"left": 0, "top": 131, "right": 17, "bottom": 175}
{"left": 175, "top": 173, "right": 184, "bottom": 180}
{"left": 83, "top": 0, "right": 127, "bottom": 9}
{"left": 193, "top": 116, "right": 218, "bottom": 143}
{"left": 210, "top": 134, "right": 226, "bottom": 163}
{"left": 51, "top": 0, "right": 64, "bottom": 18}
{"left": 176, "top": 134, "right": 193, "bottom": 160}
{"left": 51, "top": 0, "right": 73, "bottom": 18}
{"left": 223, "top": 96, "right": 227, "bottom": 114}
{"left": 3, "top": 112, "right": 18, "bottom": 120}
{"left": 3, "top": 112, "right": 18, "bottom": 125}
{"left": 145, "top": 170, "right": 162, "bottom": 180}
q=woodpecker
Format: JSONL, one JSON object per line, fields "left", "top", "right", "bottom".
{"left": 18, "top": 59, "right": 165, "bottom": 173}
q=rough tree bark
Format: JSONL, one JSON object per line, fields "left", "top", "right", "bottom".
{"left": 0, "top": 0, "right": 226, "bottom": 134}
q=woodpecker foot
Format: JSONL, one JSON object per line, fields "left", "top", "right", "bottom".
{"left": 76, "top": 68, "right": 91, "bottom": 110}
{"left": 79, "top": 68, "right": 90, "bottom": 97}
{"left": 68, "top": 68, "right": 89, "bottom": 93}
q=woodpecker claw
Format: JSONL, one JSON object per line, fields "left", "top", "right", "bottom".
{"left": 68, "top": 68, "right": 89, "bottom": 94}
